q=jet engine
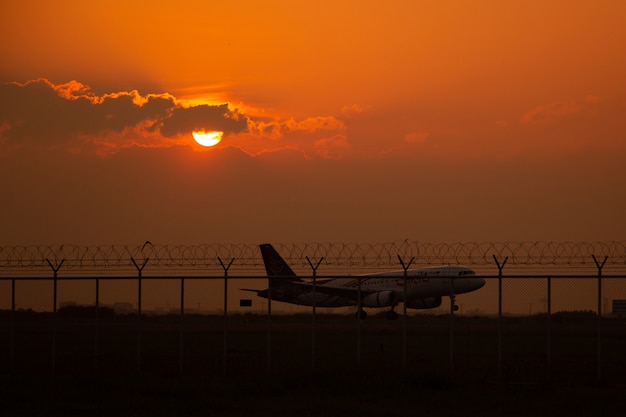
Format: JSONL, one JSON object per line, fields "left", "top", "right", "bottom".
{"left": 405, "top": 296, "right": 442, "bottom": 309}
{"left": 361, "top": 291, "right": 396, "bottom": 307}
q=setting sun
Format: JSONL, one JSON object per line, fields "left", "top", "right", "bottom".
{"left": 192, "top": 131, "right": 223, "bottom": 147}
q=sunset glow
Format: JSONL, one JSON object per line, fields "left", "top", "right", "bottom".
{"left": 1, "top": 0, "right": 625, "bottom": 245}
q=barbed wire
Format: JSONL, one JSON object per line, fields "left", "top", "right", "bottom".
{"left": 0, "top": 241, "right": 625, "bottom": 274}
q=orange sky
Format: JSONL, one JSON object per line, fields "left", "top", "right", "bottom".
{"left": 1, "top": 1, "right": 626, "bottom": 245}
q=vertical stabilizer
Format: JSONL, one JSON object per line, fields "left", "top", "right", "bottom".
{"left": 259, "top": 243, "right": 298, "bottom": 277}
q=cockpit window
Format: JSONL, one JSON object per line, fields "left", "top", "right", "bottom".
{"left": 458, "top": 270, "right": 475, "bottom": 276}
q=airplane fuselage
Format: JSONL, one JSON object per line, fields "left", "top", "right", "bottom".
{"left": 257, "top": 265, "right": 484, "bottom": 308}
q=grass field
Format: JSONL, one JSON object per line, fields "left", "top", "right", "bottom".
{"left": 1, "top": 310, "right": 625, "bottom": 416}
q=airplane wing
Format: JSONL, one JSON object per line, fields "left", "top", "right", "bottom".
{"left": 291, "top": 280, "right": 378, "bottom": 300}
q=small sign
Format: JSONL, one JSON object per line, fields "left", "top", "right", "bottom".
{"left": 240, "top": 299, "right": 252, "bottom": 307}
{"left": 612, "top": 300, "right": 626, "bottom": 316}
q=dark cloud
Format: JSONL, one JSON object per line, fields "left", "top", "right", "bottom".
{"left": 0, "top": 79, "right": 249, "bottom": 149}
{"left": 0, "top": 79, "right": 165, "bottom": 143}
{"left": 159, "top": 104, "right": 248, "bottom": 137}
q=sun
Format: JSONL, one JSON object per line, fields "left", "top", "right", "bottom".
{"left": 192, "top": 130, "right": 223, "bottom": 147}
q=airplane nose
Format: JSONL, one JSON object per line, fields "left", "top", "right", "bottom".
{"left": 475, "top": 277, "right": 486, "bottom": 290}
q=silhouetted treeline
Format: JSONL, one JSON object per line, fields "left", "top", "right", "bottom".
{"left": 58, "top": 304, "right": 116, "bottom": 319}
{"left": 0, "top": 308, "right": 611, "bottom": 322}
{"left": 0, "top": 305, "right": 115, "bottom": 319}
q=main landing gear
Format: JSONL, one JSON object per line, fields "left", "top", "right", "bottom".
{"left": 451, "top": 294, "right": 459, "bottom": 312}
{"left": 355, "top": 306, "right": 399, "bottom": 320}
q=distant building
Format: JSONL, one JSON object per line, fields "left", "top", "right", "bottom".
{"left": 613, "top": 300, "right": 626, "bottom": 317}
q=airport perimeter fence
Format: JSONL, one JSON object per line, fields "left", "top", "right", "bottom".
{"left": 1, "top": 241, "right": 626, "bottom": 384}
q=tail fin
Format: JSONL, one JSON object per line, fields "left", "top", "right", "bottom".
{"left": 259, "top": 243, "right": 298, "bottom": 277}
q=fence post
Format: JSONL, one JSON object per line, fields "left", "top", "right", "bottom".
{"left": 592, "top": 254, "right": 608, "bottom": 384}
{"left": 493, "top": 255, "right": 508, "bottom": 381}
{"left": 267, "top": 277, "right": 272, "bottom": 375}
{"left": 218, "top": 257, "right": 235, "bottom": 376}
{"left": 546, "top": 276, "right": 551, "bottom": 382}
{"left": 46, "top": 258, "right": 64, "bottom": 375}
{"left": 180, "top": 275, "right": 185, "bottom": 374}
{"left": 95, "top": 276, "right": 100, "bottom": 372}
{"left": 306, "top": 255, "right": 324, "bottom": 370}
{"left": 449, "top": 273, "right": 456, "bottom": 376}
{"left": 397, "top": 255, "right": 414, "bottom": 370}
{"left": 10, "top": 278, "right": 15, "bottom": 373}
{"left": 131, "top": 257, "right": 149, "bottom": 373}
{"left": 356, "top": 277, "right": 362, "bottom": 370}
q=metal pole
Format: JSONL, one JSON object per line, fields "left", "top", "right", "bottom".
{"left": 10, "top": 278, "right": 15, "bottom": 373}
{"left": 397, "top": 255, "right": 414, "bottom": 370}
{"left": 53, "top": 270, "right": 57, "bottom": 375}
{"left": 357, "top": 277, "right": 362, "bottom": 370}
{"left": 546, "top": 276, "right": 551, "bottom": 382}
{"left": 450, "top": 275, "right": 455, "bottom": 376}
{"left": 180, "top": 276, "right": 185, "bottom": 374}
{"left": 493, "top": 255, "right": 508, "bottom": 381}
{"left": 218, "top": 257, "right": 235, "bottom": 376}
{"left": 46, "top": 259, "right": 64, "bottom": 375}
{"left": 131, "top": 257, "right": 149, "bottom": 373}
{"left": 95, "top": 276, "right": 100, "bottom": 372}
{"left": 267, "top": 279, "right": 272, "bottom": 375}
{"left": 137, "top": 266, "right": 142, "bottom": 373}
{"left": 306, "top": 256, "right": 324, "bottom": 371}
{"left": 592, "top": 254, "right": 607, "bottom": 384}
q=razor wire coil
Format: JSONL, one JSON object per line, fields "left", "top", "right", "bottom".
{"left": 1, "top": 241, "right": 625, "bottom": 274}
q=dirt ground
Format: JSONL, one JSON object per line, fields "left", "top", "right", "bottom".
{"left": 2, "top": 312, "right": 625, "bottom": 416}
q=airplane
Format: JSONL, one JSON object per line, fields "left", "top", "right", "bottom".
{"left": 245, "top": 243, "right": 485, "bottom": 319}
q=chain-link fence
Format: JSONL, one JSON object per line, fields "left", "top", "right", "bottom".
{"left": 1, "top": 241, "right": 625, "bottom": 383}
